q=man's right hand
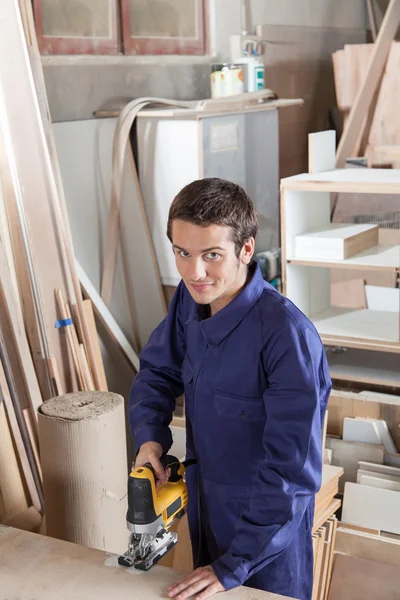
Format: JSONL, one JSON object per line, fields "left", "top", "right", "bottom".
{"left": 135, "top": 441, "right": 171, "bottom": 488}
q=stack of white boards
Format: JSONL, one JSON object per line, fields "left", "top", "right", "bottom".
{"left": 294, "top": 223, "right": 379, "bottom": 261}
{"left": 335, "top": 417, "right": 400, "bottom": 536}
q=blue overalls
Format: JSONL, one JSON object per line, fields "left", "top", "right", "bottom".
{"left": 129, "top": 262, "right": 331, "bottom": 600}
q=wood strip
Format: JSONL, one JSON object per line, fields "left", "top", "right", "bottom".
{"left": 78, "top": 344, "right": 95, "bottom": 392}
{"left": 55, "top": 289, "right": 85, "bottom": 390}
{"left": 77, "top": 261, "right": 140, "bottom": 373}
{"left": 82, "top": 300, "right": 108, "bottom": 391}
{"left": 324, "top": 518, "right": 338, "bottom": 600}
{"left": 335, "top": 0, "right": 400, "bottom": 167}
{"left": 0, "top": 355, "right": 41, "bottom": 512}
{"left": 16, "top": 0, "right": 102, "bottom": 392}
{"left": 0, "top": 401, "right": 28, "bottom": 522}
{"left": 0, "top": 187, "right": 42, "bottom": 432}
{"left": 22, "top": 408, "right": 42, "bottom": 482}
{"left": 0, "top": 0, "right": 78, "bottom": 397}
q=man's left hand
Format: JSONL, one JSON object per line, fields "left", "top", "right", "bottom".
{"left": 167, "top": 565, "right": 225, "bottom": 600}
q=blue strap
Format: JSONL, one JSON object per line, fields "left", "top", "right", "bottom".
{"left": 55, "top": 318, "right": 73, "bottom": 329}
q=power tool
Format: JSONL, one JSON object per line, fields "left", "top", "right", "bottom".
{"left": 118, "top": 455, "right": 192, "bottom": 571}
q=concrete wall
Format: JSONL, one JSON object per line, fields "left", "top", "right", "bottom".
{"left": 43, "top": 0, "right": 369, "bottom": 122}
{"left": 210, "top": 0, "right": 368, "bottom": 60}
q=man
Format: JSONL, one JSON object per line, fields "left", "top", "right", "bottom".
{"left": 129, "top": 178, "right": 331, "bottom": 600}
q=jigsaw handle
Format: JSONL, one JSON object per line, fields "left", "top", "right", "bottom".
{"left": 143, "top": 454, "right": 183, "bottom": 484}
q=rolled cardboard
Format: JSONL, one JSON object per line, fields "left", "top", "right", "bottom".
{"left": 38, "top": 391, "right": 128, "bottom": 554}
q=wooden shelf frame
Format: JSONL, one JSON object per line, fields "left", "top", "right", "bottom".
{"left": 281, "top": 132, "right": 400, "bottom": 355}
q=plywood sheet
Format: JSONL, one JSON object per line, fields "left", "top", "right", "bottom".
{"left": 342, "top": 482, "right": 400, "bottom": 535}
{"left": 325, "top": 437, "right": 384, "bottom": 492}
{"left": 0, "top": 526, "right": 292, "bottom": 600}
{"left": 328, "top": 553, "right": 400, "bottom": 599}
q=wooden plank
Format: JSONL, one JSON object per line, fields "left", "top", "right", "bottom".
{"left": 373, "top": 145, "right": 400, "bottom": 163}
{"left": 16, "top": 0, "right": 102, "bottom": 392}
{"left": 82, "top": 299, "right": 108, "bottom": 391}
{"left": 55, "top": 289, "right": 86, "bottom": 391}
{"left": 0, "top": 0, "right": 81, "bottom": 397}
{"left": 0, "top": 150, "right": 42, "bottom": 429}
{"left": 295, "top": 223, "right": 378, "bottom": 261}
{"left": 324, "top": 518, "right": 338, "bottom": 600}
{"left": 0, "top": 355, "right": 41, "bottom": 512}
{"left": 343, "top": 417, "right": 397, "bottom": 453}
{"left": 0, "top": 525, "right": 293, "bottom": 600}
{"left": 77, "top": 261, "right": 140, "bottom": 373}
{"left": 22, "top": 408, "right": 42, "bottom": 481}
{"left": 328, "top": 553, "right": 400, "bottom": 599}
{"left": 325, "top": 437, "right": 384, "bottom": 492}
{"left": 312, "top": 527, "right": 326, "bottom": 600}
{"left": 0, "top": 401, "right": 28, "bottom": 522}
{"left": 335, "top": 0, "right": 400, "bottom": 167}
{"left": 366, "top": 43, "right": 400, "bottom": 166}
{"left": 342, "top": 482, "right": 400, "bottom": 534}
{"left": 308, "top": 131, "right": 336, "bottom": 174}
{"left": 358, "top": 473, "right": 400, "bottom": 491}
{"left": 335, "top": 526, "right": 400, "bottom": 566}
{"left": 313, "top": 498, "right": 341, "bottom": 534}
{"left": 331, "top": 278, "right": 366, "bottom": 309}
{"left": 281, "top": 167, "right": 400, "bottom": 195}
{"left": 337, "top": 522, "right": 380, "bottom": 536}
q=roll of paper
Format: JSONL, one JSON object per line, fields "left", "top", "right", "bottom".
{"left": 38, "top": 392, "right": 128, "bottom": 554}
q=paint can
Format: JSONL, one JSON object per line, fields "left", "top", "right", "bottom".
{"left": 234, "top": 57, "right": 265, "bottom": 93}
{"left": 210, "top": 63, "right": 245, "bottom": 99}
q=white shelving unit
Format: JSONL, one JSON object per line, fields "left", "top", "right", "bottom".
{"left": 281, "top": 131, "right": 400, "bottom": 355}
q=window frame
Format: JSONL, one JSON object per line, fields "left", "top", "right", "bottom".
{"left": 33, "top": 0, "right": 120, "bottom": 55}
{"left": 120, "top": 0, "right": 207, "bottom": 55}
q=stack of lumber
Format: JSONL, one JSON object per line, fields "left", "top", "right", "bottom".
{"left": 0, "top": 0, "right": 132, "bottom": 533}
{"left": 309, "top": 465, "right": 343, "bottom": 600}
{"left": 312, "top": 516, "right": 338, "bottom": 600}
{"left": 332, "top": 40, "right": 400, "bottom": 167}
{"left": 325, "top": 403, "right": 400, "bottom": 536}
{"left": 314, "top": 465, "right": 343, "bottom": 532}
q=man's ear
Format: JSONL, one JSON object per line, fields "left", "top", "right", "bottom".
{"left": 240, "top": 238, "right": 255, "bottom": 265}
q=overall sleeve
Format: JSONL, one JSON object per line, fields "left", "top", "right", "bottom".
{"left": 212, "top": 315, "right": 331, "bottom": 589}
{"left": 128, "top": 281, "right": 188, "bottom": 455}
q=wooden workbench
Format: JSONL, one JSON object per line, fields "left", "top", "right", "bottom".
{"left": 0, "top": 525, "right": 292, "bottom": 599}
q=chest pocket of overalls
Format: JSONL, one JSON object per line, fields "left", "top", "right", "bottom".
{"left": 213, "top": 391, "right": 266, "bottom": 459}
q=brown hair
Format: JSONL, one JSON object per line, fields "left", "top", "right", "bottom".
{"left": 167, "top": 178, "right": 258, "bottom": 257}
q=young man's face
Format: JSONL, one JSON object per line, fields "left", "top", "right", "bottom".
{"left": 171, "top": 219, "right": 254, "bottom": 314}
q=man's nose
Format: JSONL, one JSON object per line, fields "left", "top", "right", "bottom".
{"left": 188, "top": 258, "right": 207, "bottom": 281}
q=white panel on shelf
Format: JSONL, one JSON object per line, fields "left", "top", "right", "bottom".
{"left": 312, "top": 307, "right": 399, "bottom": 343}
{"left": 285, "top": 264, "right": 330, "bottom": 318}
{"left": 343, "top": 417, "right": 397, "bottom": 454}
{"left": 365, "top": 285, "right": 400, "bottom": 313}
{"left": 342, "top": 482, "right": 400, "bottom": 535}
{"left": 283, "top": 190, "right": 331, "bottom": 258}
{"left": 137, "top": 118, "right": 200, "bottom": 287}
{"left": 358, "top": 474, "right": 400, "bottom": 492}
{"left": 294, "top": 223, "right": 378, "bottom": 261}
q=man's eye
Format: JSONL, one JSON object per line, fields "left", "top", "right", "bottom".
{"left": 179, "top": 250, "right": 190, "bottom": 258}
{"left": 205, "top": 252, "right": 219, "bottom": 260}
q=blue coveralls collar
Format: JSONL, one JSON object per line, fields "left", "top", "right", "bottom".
{"left": 185, "top": 261, "right": 265, "bottom": 346}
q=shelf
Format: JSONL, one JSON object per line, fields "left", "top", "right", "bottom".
{"left": 312, "top": 307, "right": 400, "bottom": 347}
{"left": 287, "top": 244, "right": 400, "bottom": 271}
{"left": 326, "top": 347, "right": 400, "bottom": 389}
{"left": 281, "top": 168, "right": 400, "bottom": 194}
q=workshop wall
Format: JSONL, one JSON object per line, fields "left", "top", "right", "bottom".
{"left": 43, "top": 0, "right": 369, "bottom": 123}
